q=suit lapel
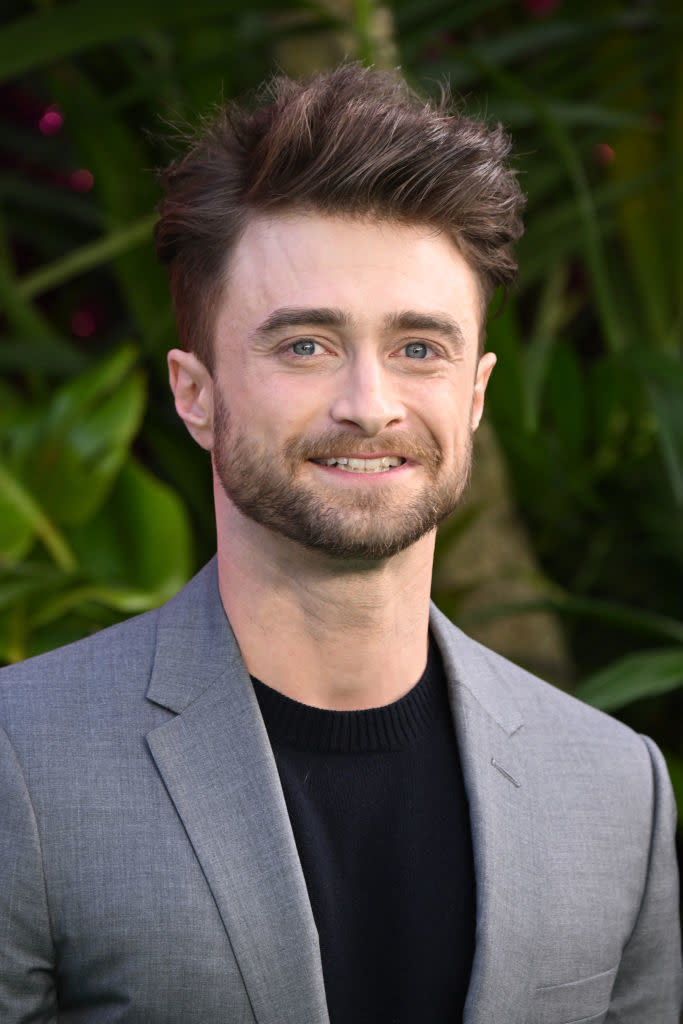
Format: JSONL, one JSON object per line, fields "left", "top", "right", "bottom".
{"left": 145, "top": 561, "right": 329, "bottom": 1024}
{"left": 430, "top": 605, "right": 545, "bottom": 1024}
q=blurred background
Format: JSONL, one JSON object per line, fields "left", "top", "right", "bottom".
{"left": 1, "top": 0, "right": 682, "bottom": 867}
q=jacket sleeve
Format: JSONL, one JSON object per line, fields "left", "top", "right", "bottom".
{"left": 605, "top": 735, "right": 682, "bottom": 1021}
{"left": 0, "top": 723, "right": 58, "bottom": 1023}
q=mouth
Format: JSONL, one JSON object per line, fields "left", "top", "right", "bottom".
{"left": 311, "top": 456, "right": 406, "bottom": 474}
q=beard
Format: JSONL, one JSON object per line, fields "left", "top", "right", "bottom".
{"left": 212, "top": 389, "right": 472, "bottom": 561}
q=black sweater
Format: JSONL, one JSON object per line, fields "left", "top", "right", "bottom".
{"left": 252, "top": 639, "right": 476, "bottom": 1024}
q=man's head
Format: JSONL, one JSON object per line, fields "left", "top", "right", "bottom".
{"left": 156, "top": 63, "right": 524, "bottom": 373}
{"left": 161, "top": 66, "right": 525, "bottom": 563}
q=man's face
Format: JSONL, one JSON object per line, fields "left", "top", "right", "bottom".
{"left": 209, "top": 212, "right": 495, "bottom": 561}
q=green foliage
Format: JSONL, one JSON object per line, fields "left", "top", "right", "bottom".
{"left": 575, "top": 648, "right": 683, "bottom": 712}
{"left": 0, "top": 0, "right": 682, "bottom": 821}
{"left": 0, "top": 346, "right": 191, "bottom": 663}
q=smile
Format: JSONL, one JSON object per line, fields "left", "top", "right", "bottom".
{"left": 312, "top": 456, "right": 405, "bottom": 474}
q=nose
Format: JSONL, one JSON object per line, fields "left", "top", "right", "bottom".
{"left": 329, "top": 353, "right": 405, "bottom": 436}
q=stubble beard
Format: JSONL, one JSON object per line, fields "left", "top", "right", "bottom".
{"left": 212, "top": 389, "right": 473, "bottom": 561}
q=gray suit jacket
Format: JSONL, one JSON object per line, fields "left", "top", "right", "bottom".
{"left": 1, "top": 559, "right": 681, "bottom": 1023}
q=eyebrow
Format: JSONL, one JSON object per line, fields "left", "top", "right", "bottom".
{"left": 251, "top": 306, "right": 465, "bottom": 348}
{"left": 382, "top": 311, "right": 466, "bottom": 348}
{"left": 253, "top": 307, "right": 352, "bottom": 336}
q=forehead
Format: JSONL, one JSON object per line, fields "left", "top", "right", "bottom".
{"left": 219, "top": 212, "right": 483, "bottom": 338}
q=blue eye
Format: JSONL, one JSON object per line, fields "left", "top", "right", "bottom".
{"left": 291, "top": 339, "right": 318, "bottom": 356}
{"left": 405, "top": 342, "right": 429, "bottom": 359}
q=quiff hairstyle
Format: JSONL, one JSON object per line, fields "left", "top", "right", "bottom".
{"left": 155, "top": 63, "right": 525, "bottom": 371}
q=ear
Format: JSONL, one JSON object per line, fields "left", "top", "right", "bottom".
{"left": 167, "top": 349, "right": 214, "bottom": 450}
{"left": 471, "top": 351, "right": 496, "bottom": 431}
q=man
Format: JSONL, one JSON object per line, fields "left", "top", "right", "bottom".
{"left": 0, "top": 64, "right": 680, "bottom": 1023}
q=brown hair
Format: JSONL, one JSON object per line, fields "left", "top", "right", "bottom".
{"left": 155, "top": 63, "right": 524, "bottom": 371}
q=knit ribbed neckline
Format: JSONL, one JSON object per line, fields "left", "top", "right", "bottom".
{"left": 251, "top": 638, "right": 446, "bottom": 754}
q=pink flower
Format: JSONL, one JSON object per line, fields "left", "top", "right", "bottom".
{"left": 69, "top": 169, "right": 94, "bottom": 192}
{"left": 39, "top": 105, "right": 64, "bottom": 135}
{"left": 592, "top": 143, "right": 615, "bottom": 167}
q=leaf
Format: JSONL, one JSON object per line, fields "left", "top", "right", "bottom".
{"left": 0, "top": 211, "right": 63, "bottom": 343}
{"left": 660, "top": 750, "right": 683, "bottom": 832}
{"left": 485, "top": 301, "right": 526, "bottom": 431}
{"left": 464, "top": 591, "right": 683, "bottom": 645}
{"left": 20, "top": 346, "right": 147, "bottom": 526}
{"left": 17, "top": 214, "right": 158, "bottom": 302}
{"left": 491, "top": 99, "right": 642, "bottom": 131}
{"left": 0, "top": 171, "right": 102, "bottom": 230}
{"left": 574, "top": 647, "right": 683, "bottom": 711}
{"left": 66, "top": 458, "right": 192, "bottom": 607}
{"left": 23, "top": 608, "right": 122, "bottom": 662}
{"left": 0, "top": 461, "right": 76, "bottom": 569}
{"left": 434, "top": 500, "right": 485, "bottom": 561}
{"left": 0, "top": 493, "right": 35, "bottom": 563}
{"left": 634, "top": 351, "right": 683, "bottom": 505}
{"left": 0, "top": 564, "right": 74, "bottom": 613}
{"left": 545, "top": 340, "right": 587, "bottom": 462}
{"left": 49, "top": 344, "right": 140, "bottom": 422}
{"left": 0, "top": 0, "right": 278, "bottom": 83}
{"left": 470, "top": 13, "right": 659, "bottom": 71}
{"left": 523, "top": 265, "right": 571, "bottom": 433}
{"left": 0, "top": 336, "right": 88, "bottom": 378}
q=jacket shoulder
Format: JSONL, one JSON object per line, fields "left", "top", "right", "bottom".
{"left": 430, "top": 601, "right": 649, "bottom": 752}
{"left": 0, "top": 604, "right": 162, "bottom": 723}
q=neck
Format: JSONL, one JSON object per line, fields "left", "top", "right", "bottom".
{"left": 215, "top": 502, "right": 434, "bottom": 711}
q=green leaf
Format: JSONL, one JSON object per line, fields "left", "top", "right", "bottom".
{"left": 0, "top": 462, "right": 76, "bottom": 570}
{"left": 574, "top": 647, "right": 683, "bottom": 711}
{"left": 635, "top": 351, "right": 683, "bottom": 505}
{"left": 0, "top": 564, "right": 75, "bottom": 613}
{"left": 660, "top": 750, "right": 683, "bottom": 834}
{"left": 522, "top": 265, "right": 570, "bottom": 433}
{"left": 0, "top": 494, "right": 35, "bottom": 563}
{"left": 604, "top": 29, "right": 675, "bottom": 349}
{"left": 24, "top": 609, "right": 121, "bottom": 662}
{"left": 17, "top": 214, "right": 157, "bottom": 302}
{"left": 545, "top": 341, "right": 587, "bottom": 462}
{"left": 434, "top": 501, "right": 485, "bottom": 561}
{"left": 49, "top": 344, "right": 139, "bottom": 421}
{"left": 0, "top": 0, "right": 278, "bottom": 83}
{"left": 470, "top": 13, "right": 659, "bottom": 72}
{"left": 67, "top": 458, "right": 192, "bottom": 607}
{"left": 464, "top": 591, "right": 683, "bottom": 645}
{"left": 0, "top": 336, "right": 88, "bottom": 378}
{"left": 21, "top": 347, "right": 147, "bottom": 526}
{"left": 0, "top": 211, "right": 63, "bottom": 343}
{"left": 485, "top": 301, "right": 526, "bottom": 431}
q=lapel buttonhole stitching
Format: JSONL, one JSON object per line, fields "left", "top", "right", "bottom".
{"left": 490, "top": 757, "right": 521, "bottom": 788}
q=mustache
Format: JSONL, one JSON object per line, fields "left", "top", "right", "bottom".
{"left": 283, "top": 430, "right": 443, "bottom": 471}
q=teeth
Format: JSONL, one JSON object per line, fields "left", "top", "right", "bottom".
{"left": 316, "top": 456, "right": 404, "bottom": 473}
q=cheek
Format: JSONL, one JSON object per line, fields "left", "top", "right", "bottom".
{"left": 278, "top": 376, "right": 337, "bottom": 425}
{"left": 415, "top": 384, "right": 471, "bottom": 444}
{"left": 243, "top": 377, "right": 328, "bottom": 439}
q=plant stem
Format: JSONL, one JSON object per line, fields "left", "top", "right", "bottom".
{"left": 17, "top": 213, "right": 157, "bottom": 301}
{"left": 0, "top": 463, "right": 77, "bottom": 572}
